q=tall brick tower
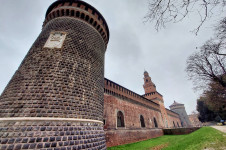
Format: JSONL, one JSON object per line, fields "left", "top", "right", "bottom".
{"left": 0, "top": 0, "right": 109, "bottom": 149}
{"left": 143, "top": 71, "right": 169, "bottom": 128}
{"left": 143, "top": 71, "right": 156, "bottom": 94}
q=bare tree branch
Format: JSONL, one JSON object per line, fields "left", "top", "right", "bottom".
{"left": 186, "top": 17, "right": 226, "bottom": 89}
{"left": 145, "top": 0, "right": 226, "bottom": 34}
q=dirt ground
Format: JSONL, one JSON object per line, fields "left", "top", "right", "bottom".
{"left": 211, "top": 126, "right": 226, "bottom": 133}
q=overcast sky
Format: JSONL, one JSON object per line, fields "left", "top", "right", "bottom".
{"left": 0, "top": 0, "right": 224, "bottom": 114}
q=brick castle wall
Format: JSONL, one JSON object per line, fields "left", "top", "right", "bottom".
{"left": 104, "top": 95, "right": 164, "bottom": 129}
{"left": 105, "top": 129, "right": 163, "bottom": 147}
{"left": 104, "top": 79, "right": 160, "bottom": 111}
{"left": 104, "top": 95, "right": 164, "bottom": 147}
{"left": 163, "top": 127, "right": 200, "bottom": 135}
{"left": 103, "top": 79, "right": 182, "bottom": 147}
{"left": 103, "top": 79, "right": 164, "bottom": 147}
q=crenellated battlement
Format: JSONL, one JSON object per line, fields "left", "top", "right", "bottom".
{"left": 104, "top": 78, "right": 161, "bottom": 111}
{"left": 142, "top": 92, "right": 164, "bottom": 102}
{"left": 143, "top": 91, "right": 162, "bottom": 97}
{"left": 44, "top": 0, "right": 109, "bottom": 47}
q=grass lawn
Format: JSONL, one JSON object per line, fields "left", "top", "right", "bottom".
{"left": 108, "top": 127, "right": 226, "bottom": 150}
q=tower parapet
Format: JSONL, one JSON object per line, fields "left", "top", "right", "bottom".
{"left": 0, "top": 0, "right": 109, "bottom": 149}
{"left": 44, "top": 0, "right": 109, "bottom": 46}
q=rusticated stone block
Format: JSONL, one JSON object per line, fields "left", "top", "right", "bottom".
{"left": 0, "top": 121, "right": 106, "bottom": 150}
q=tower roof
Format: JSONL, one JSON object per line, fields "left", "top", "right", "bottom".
{"left": 169, "top": 101, "right": 184, "bottom": 107}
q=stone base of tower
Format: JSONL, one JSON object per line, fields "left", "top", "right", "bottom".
{"left": 0, "top": 119, "right": 106, "bottom": 150}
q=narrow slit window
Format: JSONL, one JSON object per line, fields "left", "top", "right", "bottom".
{"left": 154, "top": 117, "right": 158, "bottom": 128}
{"left": 66, "top": 9, "right": 69, "bottom": 16}
{"left": 117, "top": 111, "right": 125, "bottom": 127}
{"left": 76, "top": 11, "right": 80, "bottom": 17}
{"left": 81, "top": 13, "right": 85, "bottom": 19}
{"left": 140, "top": 115, "right": 145, "bottom": 127}
{"left": 61, "top": 9, "right": 64, "bottom": 16}
{"left": 71, "top": 10, "right": 74, "bottom": 16}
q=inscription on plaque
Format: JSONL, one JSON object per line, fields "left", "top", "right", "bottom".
{"left": 44, "top": 31, "right": 67, "bottom": 48}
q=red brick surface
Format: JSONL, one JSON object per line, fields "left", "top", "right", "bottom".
{"left": 103, "top": 94, "right": 164, "bottom": 147}
{"left": 105, "top": 129, "right": 163, "bottom": 147}
{"left": 104, "top": 95, "right": 164, "bottom": 129}
{"left": 163, "top": 127, "right": 200, "bottom": 135}
{"left": 103, "top": 78, "right": 182, "bottom": 147}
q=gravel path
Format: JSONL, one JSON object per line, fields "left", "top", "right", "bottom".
{"left": 211, "top": 126, "right": 226, "bottom": 133}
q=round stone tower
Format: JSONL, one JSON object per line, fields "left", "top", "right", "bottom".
{"left": 0, "top": 0, "right": 109, "bottom": 149}
{"left": 169, "top": 101, "right": 192, "bottom": 127}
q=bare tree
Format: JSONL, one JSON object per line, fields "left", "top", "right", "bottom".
{"left": 186, "top": 17, "right": 226, "bottom": 88}
{"left": 186, "top": 42, "right": 226, "bottom": 88}
{"left": 145, "top": 0, "right": 226, "bottom": 34}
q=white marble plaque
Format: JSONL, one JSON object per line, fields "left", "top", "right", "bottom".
{"left": 44, "top": 31, "right": 67, "bottom": 49}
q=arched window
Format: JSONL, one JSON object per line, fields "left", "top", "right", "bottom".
{"left": 140, "top": 115, "right": 145, "bottom": 127}
{"left": 154, "top": 117, "right": 158, "bottom": 128}
{"left": 90, "top": 18, "right": 94, "bottom": 24}
{"left": 71, "top": 10, "right": 74, "bottom": 16}
{"left": 181, "top": 122, "right": 184, "bottom": 127}
{"left": 177, "top": 122, "right": 180, "bottom": 127}
{"left": 97, "top": 25, "right": 100, "bottom": 30}
{"left": 173, "top": 121, "right": 176, "bottom": 127}
{"left": 76, "top": 11, "right": 80, "bottom": 17}
{"left": 85, "top": 15, "right": 89, "bottom": 21}
{"left": 66, "top": 9, "right": 69, "bottom": 16}
{"left": 93, "top": 21, "right": 97, "bottom": 27}
{"left": 117, "top": 111, "right": 125, "bottom": 127}
{"left": 57, "top": 10, "right": 60, "bottom": 17}
{"left": 61, "top": 9, "right": 64, "bottom": 16}
{"left": 81, "top": 13, "right": 85, "bottom": 19}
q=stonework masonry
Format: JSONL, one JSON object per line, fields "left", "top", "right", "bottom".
{"left": 0, "top": 0, "right": 109, "bottom": 149}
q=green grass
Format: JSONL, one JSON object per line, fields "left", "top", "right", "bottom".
{"left": 108, "top": 127, "right": 226, "bottom": 150}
